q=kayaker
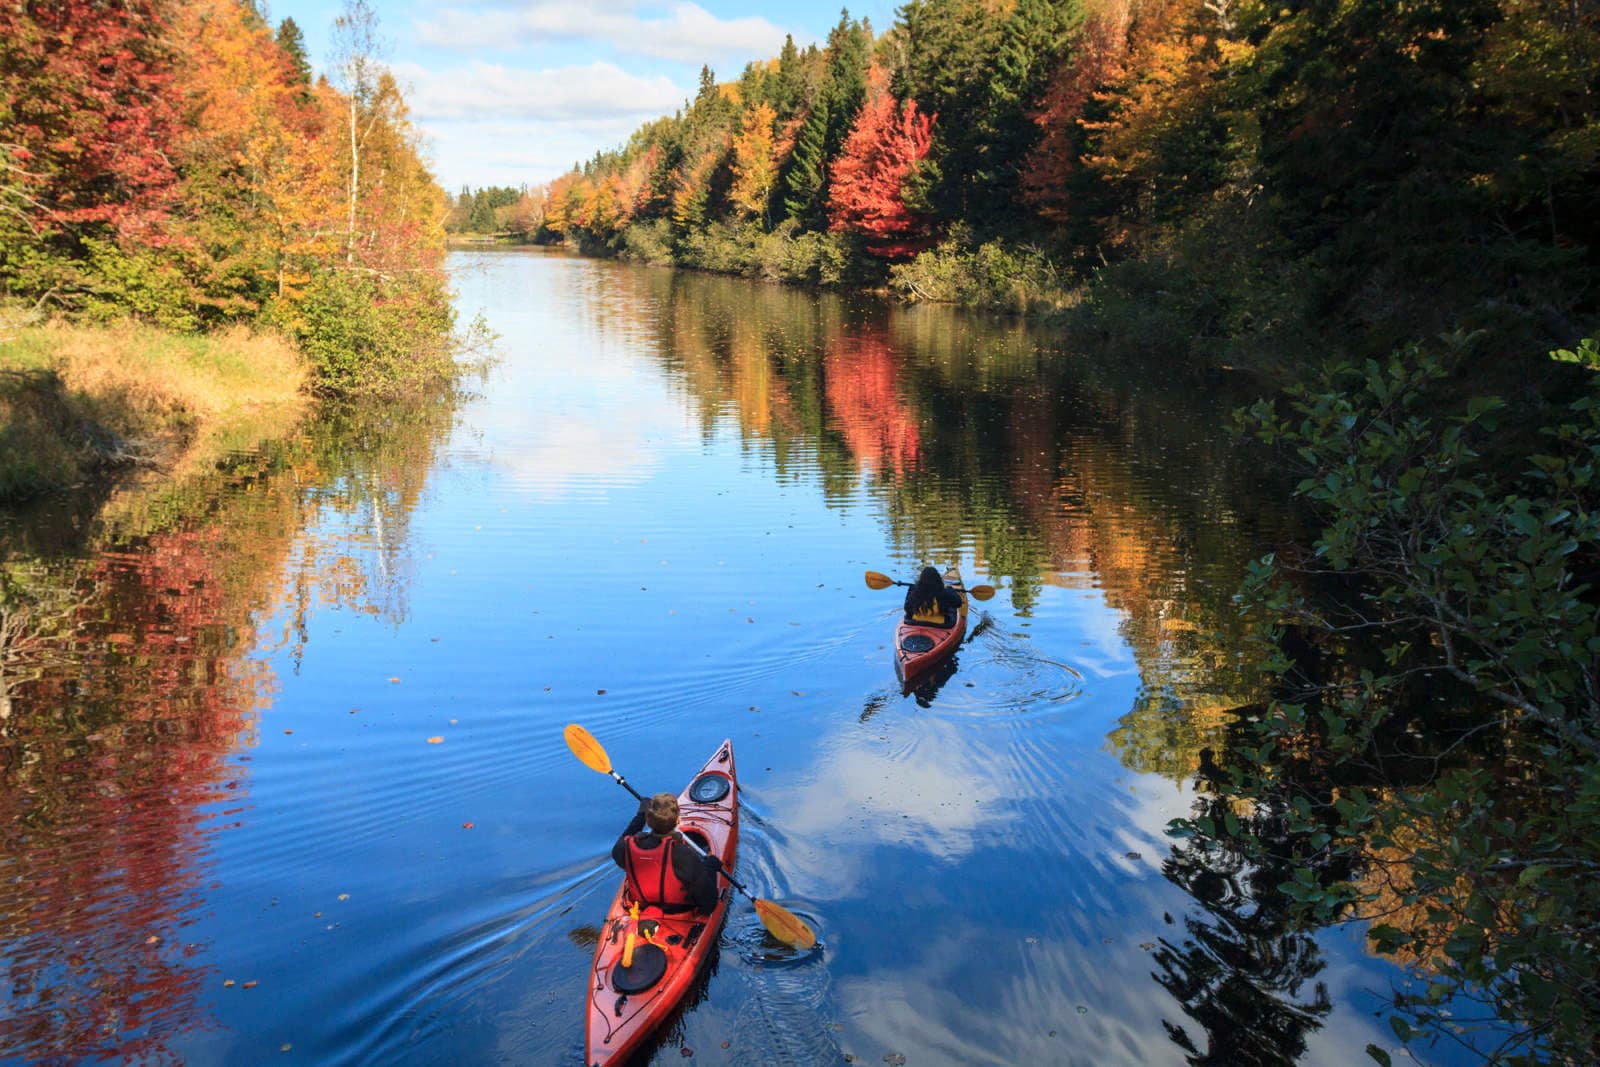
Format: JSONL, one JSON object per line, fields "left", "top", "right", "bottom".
{"left": 612, "top": 792, "right": 721, "bottom": 915}
{"left": 904, "top": 566, "right": 962, "bottom": 627}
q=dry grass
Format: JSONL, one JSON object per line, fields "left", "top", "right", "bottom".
{"left": 0, "top": 319, "right": 308, "bottom": 502}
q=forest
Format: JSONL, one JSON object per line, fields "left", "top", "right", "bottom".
{"left": 0, "top": 0, "right": 457, "bottom": 399}
{"left": 480, "top": 1, "right": 1600, "bottom": 1061}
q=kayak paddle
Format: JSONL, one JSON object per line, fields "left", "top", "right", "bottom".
{"left": 563, "top": 723, "right": 818, "bottom": 951}
{"left": 864, "top": 569, "right": 995, "bottom": 600}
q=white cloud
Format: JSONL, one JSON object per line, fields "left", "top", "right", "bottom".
{"left": 392, "top": 59, "right": 684, "bottom": 122}
{"left": 413, "top": 1, "right": 790, "bottom": 63}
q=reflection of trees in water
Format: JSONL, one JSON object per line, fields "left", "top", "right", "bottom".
{"left": 1155, "top": 773, "right": 1334, "bottom": 1066}
{"left": 586, "top": 264, "right": 1338, "bottom": 1061}
{"left": 0, "top": 391, "right": 459, "bottom": 1062}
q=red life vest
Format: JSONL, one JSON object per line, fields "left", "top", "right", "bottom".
{"left": 623, "top": 835, "right": 696, "bottom": 913}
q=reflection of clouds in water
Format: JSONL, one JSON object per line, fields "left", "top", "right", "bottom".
{"left": 764, "top": 723, "right": 1014, "bottom": 900}
{"left": 834, "top": 927, "right": 1179, "bottom": 1067}
{"left": 836, "top": 926, "right": 1398, "bottom": 1066}
{"left": 462, "top": 341, "right": 692, "bottom": 499}
{"left": 485, "top": 419, "right": 668, "bottom": 499}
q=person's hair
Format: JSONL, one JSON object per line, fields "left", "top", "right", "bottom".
{"left": 907, "top": 566, "right": 945, "bottom": 613}
{"left": 645, "top": 792, "right": 679, "bottom": 834}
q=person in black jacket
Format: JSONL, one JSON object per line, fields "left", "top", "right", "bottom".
{"left": 904, "top": 566, "right": 962, "bottom": 626}
{"left": 612, "top": 792, "right": 720, "bottom": 914}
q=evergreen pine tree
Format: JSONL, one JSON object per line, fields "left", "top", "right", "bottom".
{"left": 275, "top": 17, "right": 313, "bottom": 93}
{"left": 781, "top": 98, "right": 830, "bottom": 224}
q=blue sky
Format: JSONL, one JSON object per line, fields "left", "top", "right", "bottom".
{"left": 267, "top": 1, "right": 899, "bottom": 191}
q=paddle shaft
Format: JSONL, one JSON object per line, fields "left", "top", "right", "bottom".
{"left": 606, "top": 768, "right": 757, "bottom": 898}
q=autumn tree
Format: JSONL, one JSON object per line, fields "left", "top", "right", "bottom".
{"left": 730, "top": 102, "right": 781, "bottom": 225}
{"left": 0, "top": 0, "right": 180, "bottom": 279}
{"left": 331, "top": 0, "right": 385, "bottom": 266}
{"left": 174, "top": 0, "right": 337, "bottom": 309}
{"left": 827, "top": 70, "right": 936, "bottom": 258}
{"left": 1020, "top": 0, "right": 1136, "bottom": 223}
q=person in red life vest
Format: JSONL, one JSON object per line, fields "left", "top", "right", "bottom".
{"left": 612, "top": 792, "right": 721, "bottom": 914}
{"left": 904, "top": 566, "right": 962, "bottom": 627}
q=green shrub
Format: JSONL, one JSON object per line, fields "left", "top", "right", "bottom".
{"left": 78, "top": 239, "right": 201, "bottom": 332}
{"left": 267, "top": 271, "right": 458, "bottom": 397}
{"left": 1193, "top": 351, "right": 1600, "bottom": 1063}
{"left": 890, "top": 233, "right": 1068, "bottom": 312}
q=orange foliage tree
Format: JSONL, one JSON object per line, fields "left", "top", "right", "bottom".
{"left": 826, "top": 68, "right": 936, "bottom": 259}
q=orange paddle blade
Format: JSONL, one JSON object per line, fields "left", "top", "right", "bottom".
{"left": 753, "top": 898, "right": 817, "bottom": 950}
{"left": 966, "top": 584, "right": 995, "bottom": 601}
{"left": 564, "top": 723, "right": 612, "bottom": 774}
{"left": 864, "top": 570, "right": 894, "bottom": 590}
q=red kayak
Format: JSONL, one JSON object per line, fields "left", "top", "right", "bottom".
{"left": 894, "top": 565, "right": 968, "bottom": 685}
{"left": 585, "top": 740, "right": 738, "bottom": 1066}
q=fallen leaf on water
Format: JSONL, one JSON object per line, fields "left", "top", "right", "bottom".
{"left": 427, "top": 736, "right": 444, "bottom": 744}
{"left": 389, "top": 677, "right": 401, "bottom": 683}
{"left": 223, "top": 979, "right": 235, "bottom": 988}
{"left": 449, "top": 719, "right": 457, "bottom": 725}
{"left": 462, "top": 822, "right": 474, "bottom": 829}
{"left": 280, "top": 1044, "right": 292, "bottom": 1052}
{"left": 338, "top": 894, "right": 350, "bottom": 901}
{"left": 242, "top": 981, "right": 258, "bottom": 989}
{"left": 283, "top": 729, "right": 293, "bottom": 735}
{"left": 596, "top": 689, "right": 606, "bottom": 695}
{"left": 1124, "top": 851, "right": 1142, "bottom": 861}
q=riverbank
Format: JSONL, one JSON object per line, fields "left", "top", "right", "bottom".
{"left": 0, "top": 319, "right": 308, "bottom": 504}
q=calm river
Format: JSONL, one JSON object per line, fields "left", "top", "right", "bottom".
{"left": 0, "top": 250, "right": 1472, "bottom": 1065}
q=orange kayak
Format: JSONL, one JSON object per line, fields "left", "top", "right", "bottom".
{"left": 585, "top": 740, "right": 738, "bottom": 1066}
{"left": 894, "top": 565, "right": 968, "bottom": 684}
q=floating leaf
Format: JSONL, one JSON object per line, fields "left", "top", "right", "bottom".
{"left": 145, "top": 935, "right": 160, "bottom": 945}
{"left": 224, "top": 979, "right": 235, "bottom": 987}
{"left": 389, "top": 677, "right": 401, "bottom": 684}
{"left": 338, "top": 893, "right": 350, "bottom": 901}
{"left": 242, "top": 981, "right": 258, "bottom": 989}
{"left": 462, "top": 822, "right": 474, "bottom": 829}
{"left": 427, "top": 736, "right": 444, "bottom": 744}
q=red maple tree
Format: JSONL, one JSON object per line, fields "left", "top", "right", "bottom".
{"left": 826, "top": 68, "right": 936, "bottom": 260}
{"left": 0, "top": 0, "right": 180, "bottom": 240}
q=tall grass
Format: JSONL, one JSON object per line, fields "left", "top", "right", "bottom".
{"left": 0, "top": 319, "right": 307, "bottom": 502}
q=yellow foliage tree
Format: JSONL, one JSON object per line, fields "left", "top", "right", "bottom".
{"left": 730, "top": 102, "right": 779, "bottom": 225}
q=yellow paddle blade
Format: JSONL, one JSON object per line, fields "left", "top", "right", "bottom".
{"left": 753, "top": 898, "right": 817, "bottom": 950}
{"left": 864, "top": 570, "right": 894, "bottom": 590}
{"left": 564, "top": 723, "right": 612, "bottom": 774}
{"left": 967, "top": 584, "right": 996, "bottom": 601}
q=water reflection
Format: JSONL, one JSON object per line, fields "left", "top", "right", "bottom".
{"left": 0, "top": 396, "right": 457, "bottom": 1063}
{"left": 2, "top": 250, "right": 1440, "bottom": 1066}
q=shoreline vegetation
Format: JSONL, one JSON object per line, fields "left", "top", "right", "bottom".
{"left": 0, "top": 0, "right": 470, "bottom": 506}
{"left": 0, "top": 318, "right": 306, "bottom": 503}
{"left": 443, "top": 1, "right": 1600, "bottom": 1060}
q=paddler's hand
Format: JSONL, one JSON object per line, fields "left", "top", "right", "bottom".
{"left": 637, "top": 796, "right": 651, "bottom": 814}
{"left": 702, "top": 854, "right": 723, "bottom": 876}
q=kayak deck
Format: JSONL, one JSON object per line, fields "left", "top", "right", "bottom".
{"left": 585, "top": 740, "right": 738, "bottom": 1066}
{"left": 894, "top": 565, "right": 968, "bottom": 685}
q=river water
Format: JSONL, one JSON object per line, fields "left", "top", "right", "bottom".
{"left": 0, "top": 250, "right": 1471, "bottom": 1065}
